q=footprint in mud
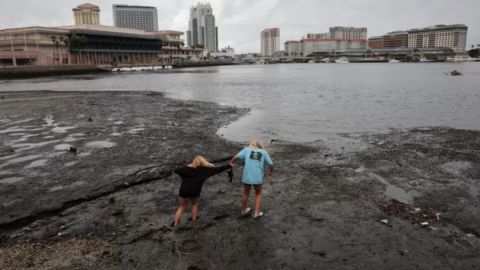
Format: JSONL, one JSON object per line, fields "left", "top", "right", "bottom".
{"left": 178, "top": 239, "right": 202, "bottom": 253}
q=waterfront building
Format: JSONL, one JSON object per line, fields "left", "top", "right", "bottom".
{"left": 306, "top": 33, "right": 329, "bottom": 39}
{"left": 329, "top": 26, "right": 367, "bottom": 40}
{"left": 0, "top": 25, "right": 201, "bottom": 67}
{"left": 261, "top": 28, "right": 280, "bottom": 57}
{"left": 368, "top": 36, "right": 384, "bottom": 49}
{"left": 368, "top": 31, "right": 408, "bottom": 49}
{"left": 285, "top": 40, "right": 301, "bottom": 56}
{"left": 113, "top": 5, "right": 158, "bottom": 32}
{"left": 187, "top": 3, "right": 218, "bottom": 52}
{"left": 73, "top": 3, "right": 100, "bottom": 25}
{"left": 407, "top": 24, "right": 467, "bottom": 52}
{"left": 300, "top": 38, "right": 367, "bottom": 56}
{"left": 210, "top": 46, "right": 235, "bottom": 58}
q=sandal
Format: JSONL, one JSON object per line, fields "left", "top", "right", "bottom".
{"left": 254, "top": 212, "right": 264, "bottom": 219}
{"left": 240, "top": 207, "right": 252, "bottom": 217}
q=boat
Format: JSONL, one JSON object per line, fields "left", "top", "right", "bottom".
{"left": 388, "top": 59, "right": 401, "bottom": 63}
{"left": 334, "top": 57, "right": 349, "bottom": 63}
{"left": 320, "top": 58, "right": 330, "bottom": 63}
{"left": 446, "top": 56, "right": 471, "bottom": 62}
{"left": 419, "top": 57, "right": 432, "bottom": 62}
{"left": 308, "top": 59, "right": 316, "bottom": 64}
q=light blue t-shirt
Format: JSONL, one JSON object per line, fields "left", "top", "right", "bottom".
{"left": 236, "top": 147, "right": 273, "bottom": 185}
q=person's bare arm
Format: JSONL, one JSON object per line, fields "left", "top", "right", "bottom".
{"left": 266, "top": 166, "right": 273, "bottom": 180}
{"left": 229, "top": 155, "right": 238, "bottom": 167}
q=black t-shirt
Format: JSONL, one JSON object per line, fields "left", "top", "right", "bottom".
{"left": 174, "top": 164, "right": 231, "bottom": 198}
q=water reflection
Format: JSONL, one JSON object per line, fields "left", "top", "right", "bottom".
{"left": 1, "top": 63, "right": 480, "bottom": 143}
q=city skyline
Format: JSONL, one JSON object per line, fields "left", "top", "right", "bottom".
{"left": 0, "top": 0, "right": 479, "bottom": 53}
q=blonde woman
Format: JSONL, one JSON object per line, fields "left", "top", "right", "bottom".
{"left": 230, "top": 140, "right": 273, "bottom": 218}
{"left": 172, "top": 156, "right": 231, "bottom": 226}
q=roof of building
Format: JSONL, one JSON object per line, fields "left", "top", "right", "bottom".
{"left": 0, "top": 25, "right": 186, "bottom": 43}
{"left": 408, "top": 24, "right": 468, "bottom": 33}
{"left": 262, "top": 28, "right": 280, "bottom": 32}
{"left": 113, "top": 4, "right": 157, "bottom": 9}
{"left": 73, "top": 3, "right": 100, "bottom": 11}
{"left": 0, "top": 26, "right": 70, "bottom": 35}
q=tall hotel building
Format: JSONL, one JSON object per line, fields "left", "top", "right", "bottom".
{"left": 187, "top": 3, "right": 218, "bottom": 52}
{"left": 73, "top": 3, "right": 100, "bottom": 25}
{"left": 261, "top": 28, "right": 280, "bottom": 57}
{"left": 113, "top": 5, "right": 159, "bottom": 32}
{"left": 407, "top": 24, "right": 467, "bottom": 52}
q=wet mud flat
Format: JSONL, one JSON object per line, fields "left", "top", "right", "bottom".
{"left": 0, "top": 91, "right": 479, "bottom": 269}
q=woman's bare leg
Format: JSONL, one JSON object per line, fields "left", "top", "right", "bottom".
{"left": 254, "top": 185, "right": 262, "bottom": 216}
{"left": 174, "top": 197, "right": 186, "bottom": 226}
{"left": 241, "top": 184, "right": 251, "bottom": 214}
{"left": 190, "top": 198, "right": 199, "bottom": 221}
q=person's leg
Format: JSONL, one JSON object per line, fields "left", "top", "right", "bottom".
{"left": 174, "top": 197, "right": 186, "bottom": 226}
{"left": 190, "top": 198, "right": 199, "bottom": 221}
{"left": 253, "top": 185, "right": 262, "bottom": 216}
{"left": 241, "top": 184, "right": 251, "bottom": 214}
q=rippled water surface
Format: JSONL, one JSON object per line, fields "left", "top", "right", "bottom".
{"left": 1, "top": 63, "right": 480, "bottom": 143}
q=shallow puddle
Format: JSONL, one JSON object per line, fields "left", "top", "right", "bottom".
{"left": 368, "top": 172, "right": 419, "bottom": 204}
{"left": 0, "top": 154, "right": 42, "bottom": 169}
{"left": 127, "top": 128, "right": 145, "bottom": 134}
{"left": 85, "top": 141, "right": 116, "bottom": 149}
{"left": 51, "top": 126, "right": 76, "bottom": 133}
{"left": 26, "top": 159, "right": 48, "bottom": 168}
{"left": 54, "top": 144, "right": 72, "bottom": 151}
{"left": 0, "top": 177, "right": 25, "bottom": 184}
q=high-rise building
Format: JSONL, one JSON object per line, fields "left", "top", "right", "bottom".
{"left": 306, "top": 33, "right": 329, "bottom": 39}
{"left": 73, "top": 3, "right": 100, "bottom": 25}
{"left": 407, "top": 24, "right": 467, "bottom": 52}
{"left": 113, "top": 5, "right": 158, "bottom": 32}
{"left": 329, "top": 26, "right": 367, "bottom": 40}
{"left": 187, "top": 3, "right": 218, "bottom": 52}
{"left": 261, "top": 28, "right": 280, "bottom": 57}
{"left": 368, "top": 31, "right": 408, "bottom": 49}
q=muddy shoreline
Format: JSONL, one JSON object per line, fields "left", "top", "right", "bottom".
{"left": 0, "top": 91, "right": 479, "bottom": 269}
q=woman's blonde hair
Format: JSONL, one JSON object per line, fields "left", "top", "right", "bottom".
{"left": 191, "top": 156, "right": 214, "bottom": 168}
{"left": 249, "top": 139, "right": 264, "bottom": 149}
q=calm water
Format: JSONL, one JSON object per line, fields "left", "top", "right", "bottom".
{"left": 1, "top": 63, "right": 480, "bottom": 143}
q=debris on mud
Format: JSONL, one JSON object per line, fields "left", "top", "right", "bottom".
{"left": 381, "top": 199, "right": 442, "bottom": 229}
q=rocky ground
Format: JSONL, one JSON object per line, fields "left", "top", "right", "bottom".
{"left": 0, "top": 91, "right": 479, "bottom": 270}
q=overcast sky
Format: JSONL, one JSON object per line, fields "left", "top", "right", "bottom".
{"left": 0, "top": 0, "right": 479, "bottom": 53}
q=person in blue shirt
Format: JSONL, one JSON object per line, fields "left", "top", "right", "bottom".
{"left": 230, "top": 139, "right": 273, "bottom": 218}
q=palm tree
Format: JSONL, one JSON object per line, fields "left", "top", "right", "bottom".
{"left": 59, "top": 36, "right": 65, "bottom": 64}
{"left": 63, "top": 38, "right": 70, "bottom": 64}
{"left": 50, "top": 35, "right": 57, "bottom": 65}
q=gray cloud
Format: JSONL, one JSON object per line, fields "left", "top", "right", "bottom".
{"left": 0, "top": 0, "right": 479, "bottom": 53}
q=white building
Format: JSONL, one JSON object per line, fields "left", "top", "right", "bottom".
{"left": 113, "top": 5, "right": 158, "bottom": 32}
{"left": 187, "top": 3, "right": 218, "bottom": 52}
{"left": 73, "top": 3, "right": 100, "bottom": 25}
{"left": 285, "top": 40, "right": 301, "bottom": 56}
{"left": 210, "top": 46, "right": 235, "bottom": 58}
{"left": 261, "top": 28, "right": 280, "bottom": 57}
{"left": 407, "top": 24, "right": 468, "bottom": 52}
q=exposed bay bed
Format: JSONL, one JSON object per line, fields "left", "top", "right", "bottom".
{"left": 0, "top": 91, "right": 479, "bottom": 269}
